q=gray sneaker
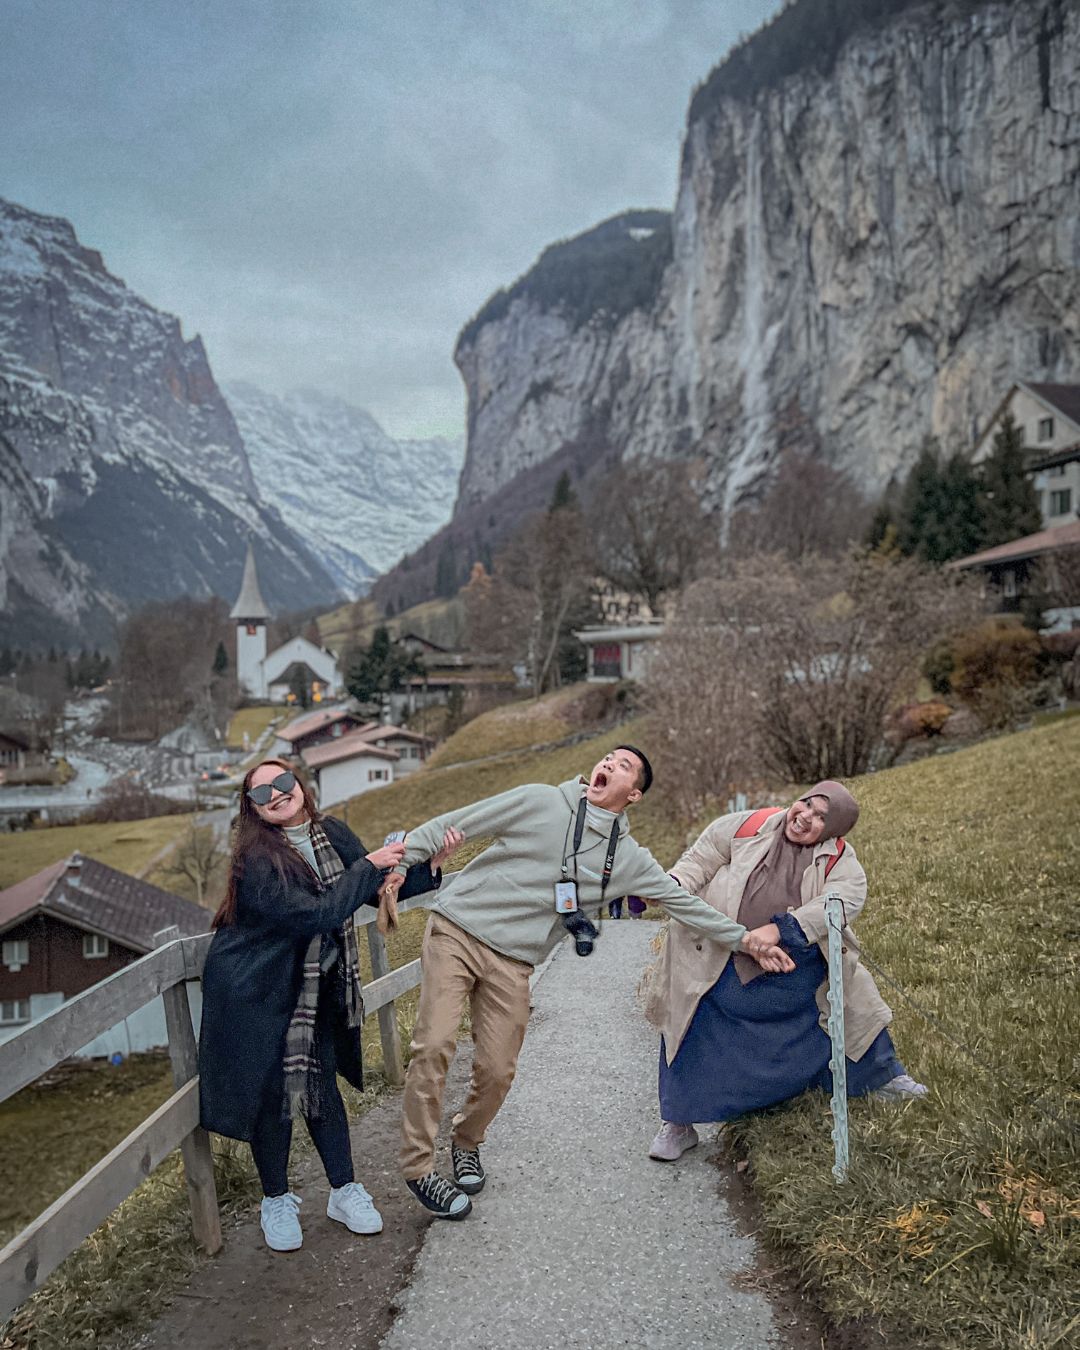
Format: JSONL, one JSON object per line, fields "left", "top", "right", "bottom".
{"left": 874, "top": 1073, "right": 929, "bottom": 1099}
{"left": 648, "top": 1122, "right": 699, "bottom": 1161}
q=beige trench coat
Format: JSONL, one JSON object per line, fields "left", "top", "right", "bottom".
{"left": 644, "top": 808, "right": 892, "bottom": 1065}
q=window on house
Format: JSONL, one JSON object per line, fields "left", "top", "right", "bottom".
{"left": 1050, "top": 489, "right": 1073, "bottom": 516}
{"left": 2, "top": 938, "right": 29, "bottom": 972}
{"left": 1038, "top": 417, "right": 1055, "bottom": 441}
{"left": 1002, "top": 568, "right": 1017, "bottom": 599}
{"left": 367, "top": 768, "right": 388, "bottom": 782}
{"left": 0, "top": 999, "right": 30, "bottom": 1025}
{"left": 83, "top": 933, "right": 109, "bottom": 959}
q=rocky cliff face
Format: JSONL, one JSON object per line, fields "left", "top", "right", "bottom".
{"left": 453, "top": 0, "right": 1080, "bottom": 523}
{"left": 225, "top": 381, "right": 463, "bottom": 591}
{"left": 0, "top": 198, "right": 341, "bottom": 645}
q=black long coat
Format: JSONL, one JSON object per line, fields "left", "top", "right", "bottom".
{"left": 198, "top": 815, "right": 437, "bottom": 1141}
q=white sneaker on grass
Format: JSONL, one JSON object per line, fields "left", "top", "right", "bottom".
{"left": 874, "top": 1073, "right": 929, "bottom": 1099}
{"left": 327, "top": 1181, "right": 384, "bottom": 1235}
{"left": 260, "top": 1192, "right": 302, "bottom": 1251}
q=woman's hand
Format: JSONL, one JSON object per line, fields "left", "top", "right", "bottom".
{"left": 430, "top": 826, "right": 464, "bottom": 872}
{"left": 739, "top": 928, "right": 795, "bottom": 973}
{"left": 366, "top": 841, "right": 407, "bottom": 871}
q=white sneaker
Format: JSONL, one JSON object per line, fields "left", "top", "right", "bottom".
{"left": 648, "top": 1122, "right": 700, "bottom": 1161}
{"left": 260, "top": 1192, "right": 303, "bottom": 1251}
{"left": 327, "top": 1181, "right": 384, "bottom": 1235}
{"left": 875, "top": 1073, "right": 929, "bottom": 1099}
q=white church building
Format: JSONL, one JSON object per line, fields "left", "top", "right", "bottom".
{"left": 230, "top": 543, "right": 343, "bottom": 704}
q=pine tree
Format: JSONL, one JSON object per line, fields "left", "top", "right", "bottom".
{"left": 978, "top": 412, "right": 1042, "bottom": 546}
{"left": 549, "top": 470, "right": 577, "bottom": 513}
{"left": 212, "top": 641, "right": 229, "bottom": 675}
{"left": 896, "top": 443, "right": 944, "bottom": 559}
{"left": 896, "top": 444, "right": 982, "bottom": 564}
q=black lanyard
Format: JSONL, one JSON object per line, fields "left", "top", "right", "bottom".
{"left": 563, "top": 797, "right": 621, "bottom": 901}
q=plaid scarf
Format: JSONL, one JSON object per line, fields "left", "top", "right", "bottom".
{"left": 281, "top": 820, "right": 365, "bottom": 1120}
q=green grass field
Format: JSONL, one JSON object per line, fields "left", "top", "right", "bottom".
{"left": 225, "top": 704, "right": 283, "bottom": 747}
{"left": 728, "top": 719, "right": 1080, "bottom": 1349}
{"left": 0, "top": 814, "right": 194, "bottom": 890}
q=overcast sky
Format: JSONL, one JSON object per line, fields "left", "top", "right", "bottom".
{"left": 2, "top": 0, "right": 783, "bottom": 439}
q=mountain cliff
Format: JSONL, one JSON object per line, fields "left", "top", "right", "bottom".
{"left": 450, "top": 0, "right": 1079, "bottom": 529}
{"left": 0, "top": 197, "right": 341, "bottom": 646}
{"left": 225, "top": 382, "right": 463, "bottom": 592}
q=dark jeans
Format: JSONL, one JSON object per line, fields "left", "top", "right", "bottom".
{"left": 608, "top": 897, "right": 624, "bottom": 920}
{"left": 250, "top": 979, "right": 355, "bottom": 1197}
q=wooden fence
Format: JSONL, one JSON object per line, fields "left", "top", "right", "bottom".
{"left": 0, "top": 894, "right": 434, "bottom": 1324}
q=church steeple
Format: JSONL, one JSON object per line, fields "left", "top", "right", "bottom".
{"left": 231, "top": 542, "right": 269, "bottom": 700}
{"left": 230, "top": 542, "right": 270, "bottom": 621}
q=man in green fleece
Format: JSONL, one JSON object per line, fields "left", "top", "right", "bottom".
{"left": 389, "top": 744, "right": 792, "bottom": 1219}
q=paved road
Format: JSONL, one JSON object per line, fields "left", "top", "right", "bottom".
{"left": 381, "top": 923, "right": 782, "bottom": 1350}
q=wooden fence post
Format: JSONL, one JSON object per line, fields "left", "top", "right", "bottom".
{"left": 366, "top": 925, "right": 406, "bottom": 1085}
{"left": 154, "top": 927, "right": 222, "bottom": 1254}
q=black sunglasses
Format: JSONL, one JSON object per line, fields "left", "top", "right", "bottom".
{"left": 246, "top": 770, "right": 297, "bottom": 806}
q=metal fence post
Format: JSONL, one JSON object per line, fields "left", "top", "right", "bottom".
{"left": 154, "top": 927, "right": 222, "bottom": 1253}
{"left": 366, "top": 925, "right": 406, "bottom": 1085}
{"left": 824, "top": 893, "right": 850, "bottom": 1184}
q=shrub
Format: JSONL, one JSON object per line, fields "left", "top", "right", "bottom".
{"left": 922, "top": 638, "right": 956, "bottom": 696}
{"left": 949, "top": 621, "right": 1042, "bottom": 730}
{"left": 891, "top": 700, "right": 953, "bottom": 744}
{"left": 82, "top": 778, "right": 193, "bottom": 824}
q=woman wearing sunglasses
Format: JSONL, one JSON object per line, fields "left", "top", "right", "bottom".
{"left": 198, "top": 757, "right": 460, "bottom": 1252}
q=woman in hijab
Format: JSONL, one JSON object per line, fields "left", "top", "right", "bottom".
{"left": 199, "top": 758, "right": 462, "bottom": 1250}
{"left": 643, "top": 782, "right": 925, "bottom": 1161}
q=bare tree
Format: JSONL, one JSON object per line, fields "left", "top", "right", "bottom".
{"left": 727, "top": 449, "right": 871, "bottom": 561}
{"left": 645, "top": 550, "right": 980, "bottom": 800}
{"left": 592, "top": 458, "right": 712, "bottom": 614}
{"left": 465, "top": 503, "right": 596, "bottom": 696}
{"left": 159, "top": 817, "right": 227, "bottom": 908}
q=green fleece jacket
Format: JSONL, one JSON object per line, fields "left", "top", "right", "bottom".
{"left": 398, "top": 777, "right": 748, "bottom": 966}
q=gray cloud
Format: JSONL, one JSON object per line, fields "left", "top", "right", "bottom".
{"left": 2, "top": 0, "right": 783, "bottom": 437}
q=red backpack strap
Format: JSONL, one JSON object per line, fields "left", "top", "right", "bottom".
{"left": 824, "top": 837, "right": 846, "bottom": 879}
{"left": 734, "top": 807, "right": 784, "bottom": 838}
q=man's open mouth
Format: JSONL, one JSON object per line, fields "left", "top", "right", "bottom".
{"left": 592, "top": 771, "right": 609, "bottom": 790}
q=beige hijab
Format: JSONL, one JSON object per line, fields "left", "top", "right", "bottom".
{"left": 732, "top": 780, "right": 859, "bottom": 983}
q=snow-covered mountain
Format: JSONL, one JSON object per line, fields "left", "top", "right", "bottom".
{"left": 0, "top": 197, "right": 342, "bottom": 645}
{"left": 225, "top": 381, "right": 463, "bottom": 592}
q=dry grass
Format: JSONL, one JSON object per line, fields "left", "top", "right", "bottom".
{"left": 225, "top": 704, "right": 283, "bottom": 747}
{"left": 0, "top": 815, "right": 193, "bottom": 889}
{"left": 726, "top": 717, "right": 1080, "bottom": 1349}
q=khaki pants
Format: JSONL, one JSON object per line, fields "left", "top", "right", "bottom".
{"left": 400, "top": 912, "right": 533, "bottom": 1179}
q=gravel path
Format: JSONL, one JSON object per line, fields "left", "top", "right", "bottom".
{"left": 381, "top": 922, "right": 782, "bottom": 1350}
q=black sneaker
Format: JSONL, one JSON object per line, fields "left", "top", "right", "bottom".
{"left": 451, "top": 1142, "right": 486, "bottom": 1195}
{"left": 406, "top": 1171, "right": 472, "bottom": 1219}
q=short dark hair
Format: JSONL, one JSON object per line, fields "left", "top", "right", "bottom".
{"left": 616, "top": 744, "right": 653, "bottom": 794}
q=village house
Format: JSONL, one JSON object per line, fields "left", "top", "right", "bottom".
{"left": 0, "top": 731, "right": 42, "bottom": 774}
{"left": 230, "top": 543, "right": 343, "bottom": 704}
{"left": 298, "top": 720, "right": 434, "bottom": 806}
{"left": 950, "top": 519, "right": 1080, "bottom": 631}
{"left": 393, "top": 635, "right": 519, "bottom": 721}
{"left": 300, "top": 734, "right": 399, "bottom": 806}
{"left": 0, "top": 854, "right": 208, "bottom": 1055}
{"left": 974, "top": 382, "right": 1080, "bottom": 529}
{"left": 271, "top": 705, "right": 375, "bottom": 758}
{"left": 572, "top": 621, "right": 665, "bottom": 683}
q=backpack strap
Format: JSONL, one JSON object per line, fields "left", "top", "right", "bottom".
{"left": 733, "top": 807, "right": 784, "bottom": 838}
{"left": 824, "top": 838, "right": 846, "bottom": 879}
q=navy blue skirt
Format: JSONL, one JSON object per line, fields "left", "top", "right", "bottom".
{"left": 659, "top": 913, "right": 901, "bottom": 1124}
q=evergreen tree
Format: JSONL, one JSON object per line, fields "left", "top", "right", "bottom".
{"left": 346, "top": 627, "right": 422, "bottom": 703}
{"left": 549, "top": 470, "right": 577, "bottom": 514}
{"left": 978, "top": 412, "right": 1042, "bottom": 547}
{"left": 896, "top": 443, "right": 982, "bottom": 564}
{"left": 212, "top": 641, "right": 229, "bottom": 676}
{"left": 434, "top": 541, "right": 458, "bottom": 599}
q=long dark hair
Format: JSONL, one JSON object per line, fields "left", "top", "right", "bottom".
{"left": 211, "top": 757, "right": 323, "bottom": 928}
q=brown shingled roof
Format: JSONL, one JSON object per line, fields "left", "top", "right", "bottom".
{"left": 949, "top": 519, "right": 1080, "bottom": 570}
{"left": 0, "top": 854, "right": 210, "bottom": 950}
